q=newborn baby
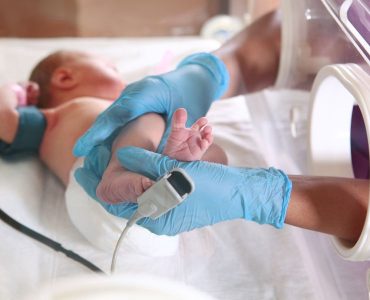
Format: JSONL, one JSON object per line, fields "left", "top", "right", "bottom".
{"left": 0, "top": 50, "right": 227, "bottom": 204}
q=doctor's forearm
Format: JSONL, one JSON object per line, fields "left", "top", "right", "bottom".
{"left": 213, "top": 10, "right": 281, "bottom": 97}
{"left": 285, "top": 176, "right": 369, "bottom": 242}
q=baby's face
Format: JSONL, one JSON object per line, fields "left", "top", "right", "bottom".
{"left": 67, "top": 52, "right": 126, "bottom": 101}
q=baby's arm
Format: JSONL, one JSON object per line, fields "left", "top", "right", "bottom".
{"left": 0, "top": 85, "right": 20, "bottom": 143}
{"left": 0, "top": 82, "right": 40, "bottom": 143}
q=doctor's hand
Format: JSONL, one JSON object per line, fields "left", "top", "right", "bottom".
{"left": 73, "top": 53, "right": 229, "bottom": 203}
{"left": 83, "top": 146, "right": 292, "bottom": 236}
{"left": 74, "top": 52, "right": 229, "bottom": 157}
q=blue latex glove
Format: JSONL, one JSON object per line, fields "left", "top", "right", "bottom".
{"left": 81, "top": 146, "right": 292, "bottom": 236}
{"left": 73, "top": 53, "right": 229, "bottom": 200}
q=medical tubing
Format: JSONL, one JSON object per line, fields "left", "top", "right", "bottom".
{"left": 0, "top": 208, "right": 104, "bottom": 273}
{"left": 110, "top": 210, "right": 144, "bottom": 274}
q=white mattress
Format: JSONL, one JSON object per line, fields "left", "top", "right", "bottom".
{"left": 0, "top": 37, "right": 369, "bottom": 300}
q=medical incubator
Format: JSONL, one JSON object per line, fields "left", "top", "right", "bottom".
{"left": 274, "top": 0, "right": 370, "bottom": 262}
{"left": 1, "top": 0, "right": 370, "bottom": 299}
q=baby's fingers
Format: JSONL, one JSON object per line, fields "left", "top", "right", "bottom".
{"left": 191, "top": 117, "right": 208, "bottom": 131}
{"left": 172, "top": 108, "right": 187, "bottom": 130}
{"left": 200, "top": 125, "right": 213, "bottom": 149}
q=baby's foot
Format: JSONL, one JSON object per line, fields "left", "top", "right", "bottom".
{"left": 163, "top": 108, "right": 213, "bottom": 161}
{"left": 96, "top": 109, "right": 212, "bottom": 204}
{"left": 96, "top": 166, "right": 153, "bottom": 204}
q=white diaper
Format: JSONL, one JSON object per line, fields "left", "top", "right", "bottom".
{"left": 65, "top": 158, "right": 179, "bottom": 257}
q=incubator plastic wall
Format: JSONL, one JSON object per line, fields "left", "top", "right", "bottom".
{"left": 306, "top": 0, "right": 370, "bottom": 180}
{"left": 308, "top": 63, "right": 370, "bottom": 180}
{"left": 276, "top": 0, "right": 366, "bottom": 89}
{"left": 306, "top": 0, "right": 370, "bottom": 261}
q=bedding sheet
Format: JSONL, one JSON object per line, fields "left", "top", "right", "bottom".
{"left": 0, "top": 38, "right": 369, "bottom": 300}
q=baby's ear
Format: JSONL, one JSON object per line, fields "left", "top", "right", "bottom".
{"left": 51, "top": 67, "right": 78, "bottom": 90}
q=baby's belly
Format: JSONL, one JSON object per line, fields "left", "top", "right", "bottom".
{"left": 39, "top": 98, "right": 111, "bottom": 185}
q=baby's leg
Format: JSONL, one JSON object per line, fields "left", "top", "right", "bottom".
{"left": 97, "top": 109, "right": 227, "bottom": 204}
{"left": 202, "top": 144, "right": 228, "bottom": 165}
{"left": 96, "top": 113, "right": 165, "bottom": 204}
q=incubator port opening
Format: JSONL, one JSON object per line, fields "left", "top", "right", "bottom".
{"left": 309, "top": 75, "right": 355, "bottom": 177}
{"left": 309, "top": 71, "right": 370, "bottom": 179}
{"left": 309, "top": 64, "right": 370, "bottom": 260}
{"left": 351, "top": 105, "right": 370, "bottom": 179}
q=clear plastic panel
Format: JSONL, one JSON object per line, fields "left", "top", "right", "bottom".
{"left": 324, "top": 0, "right": 370, "bottom": 63}
{"left": 301, "top": 0, "right": 370, "bottom": 262}
{"left": 276, "top": 0, "right": 367, "bottom": 90}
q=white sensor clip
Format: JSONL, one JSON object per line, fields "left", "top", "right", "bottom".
{"left": 137, "top": 168, "right": 194, "bottom": 219}
{"left": 111, "top": 168, "right": 194, "bottom": 273}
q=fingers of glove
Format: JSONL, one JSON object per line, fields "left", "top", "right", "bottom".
{"left": 117, "top": 146, "right": 179, "bottom": 180}
{"left": 74, "top": 167, "right": 101, "bottom": 200}
{"left": 135, "top": 216, "right": 169, "bottom": 235}
{"left": 73, "top": 144, "right": 111, "bottom": 199}
{"left": 98, "top": 200, "right": 139, "bottom": 220}
{"left": 83, "top": 144, "right": 111, "bottom": 178}
{"left": 135, "top": 206, "right": 191, "bottom": 236}
{"left": 135, "top": 201, "right": 199, "bottom": 236}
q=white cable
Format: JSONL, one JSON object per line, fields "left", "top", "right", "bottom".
{"left": 110, "top": 212, "right": 141, "bottom": 274}
{"left": 110, "top": 203, "right": 157, "bottom": 274}
{"left": 109, "top": 168, "right": 194, "bottom": 274}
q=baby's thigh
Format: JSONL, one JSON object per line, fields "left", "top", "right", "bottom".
{"left": 202, "top": 144, "right": 228, "bottom": 165}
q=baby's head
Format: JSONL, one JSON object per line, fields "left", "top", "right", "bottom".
{"left": 29, "top": 50, "right": 125, "bottom": 108}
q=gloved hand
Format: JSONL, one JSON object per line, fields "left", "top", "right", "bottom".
{"left": 73, "top": 53, "right": 229, "bottom": 201}
{"left": 74, "top": 52, "right": 229, "bottom": 156}
{"left": 75, "top": 146, "right": 292, "bottom": 236}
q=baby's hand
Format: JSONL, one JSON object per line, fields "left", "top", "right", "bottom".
{"left": 163, "top": 108, "right": 213, "bottom": 161}
{"left": 6, "top": 82, "right": 40, "bottom": 107}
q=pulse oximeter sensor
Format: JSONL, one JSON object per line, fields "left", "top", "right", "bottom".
{"left": 111, "top": 168, "right": 194, "bottom": 273}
